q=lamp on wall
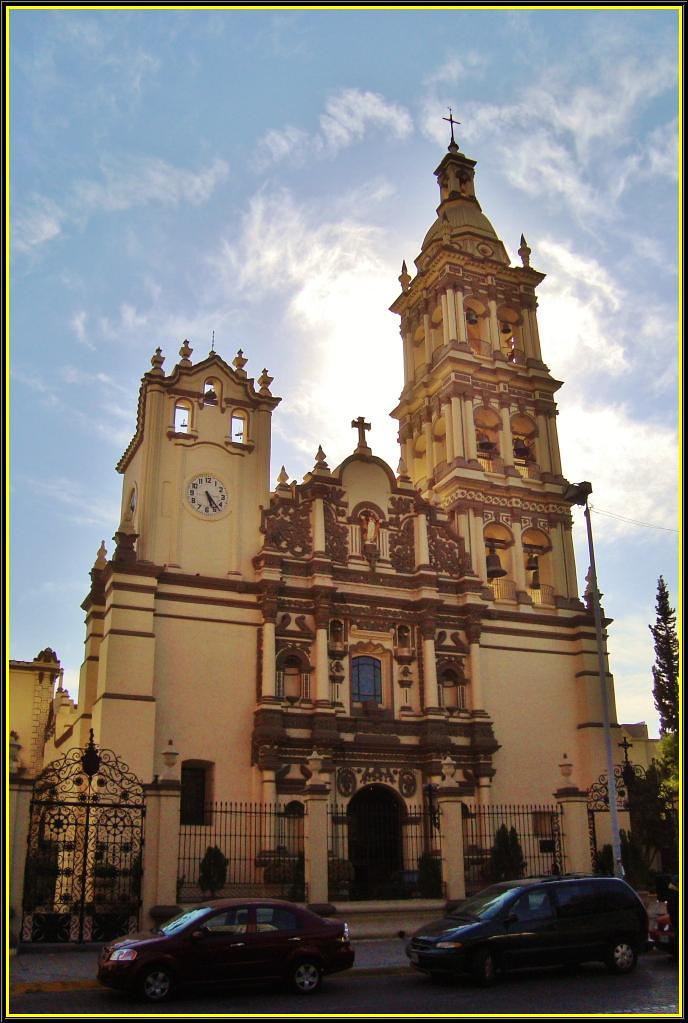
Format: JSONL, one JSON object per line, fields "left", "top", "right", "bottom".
{"left": 564, "top": 480, "right": 624, "bottom": 879}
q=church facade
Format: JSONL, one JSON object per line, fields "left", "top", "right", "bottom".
{"left": 10, "top": 134, "right": 626, "bottom": 922}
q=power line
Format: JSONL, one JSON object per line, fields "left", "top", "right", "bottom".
{"left": 589, "top": 504, "right": 679, "bottom": 534}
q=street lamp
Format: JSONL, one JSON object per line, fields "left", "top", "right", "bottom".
{"left": 564, "top": 480, "right": 624, "bottom": 879}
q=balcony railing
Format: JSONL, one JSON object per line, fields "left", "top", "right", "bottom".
{"left": 489, "top": 577, "right": 517, "bottom": 601}
{"left": 529, "top": 583, "right": 555, "bottom": 606}
{"left": 515, "top": 461, "right": 541, "bottom": 480}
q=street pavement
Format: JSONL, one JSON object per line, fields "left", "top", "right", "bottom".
{"left": 8, "top": 937, "right": 411, "bottom": 996}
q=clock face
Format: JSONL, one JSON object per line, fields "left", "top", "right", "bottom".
{"left": 186, "top": 474, "right": 228, "bottom": 517}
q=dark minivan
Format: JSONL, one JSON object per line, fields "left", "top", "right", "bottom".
{"left": 406, "top": 875, "right": 649, "bottom": 985}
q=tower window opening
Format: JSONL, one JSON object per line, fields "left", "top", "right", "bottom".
{"left": 230, "top": 411, "right": 248, "bottom": 444}
{"left": 174, "top": 402, "right": 191, "bottom": 434}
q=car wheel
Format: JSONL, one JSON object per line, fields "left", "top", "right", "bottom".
{"left": 138, "top": 965, "right": 175, "bottom": 1002}
{"left": 290, "top": 958, "right": 322, "bottom": 994}
{"left": 606, "top": 940, "right": 638, "bottom": 974}
{"left": 471, "top": 948, "right": 497, "bottom": 987}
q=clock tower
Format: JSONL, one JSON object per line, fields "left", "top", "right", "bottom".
{"left": 74, "top": 340, "right": 280, "bottom": 782}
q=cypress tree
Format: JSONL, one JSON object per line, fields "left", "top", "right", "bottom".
{"left": 648, "top": 576, "right": 679, "bottom": 734}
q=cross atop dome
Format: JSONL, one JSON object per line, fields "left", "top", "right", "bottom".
{"left": 443, "top": 106, "right": 461, "bottom": 152}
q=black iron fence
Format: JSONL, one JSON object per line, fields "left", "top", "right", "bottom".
{"left": 462, "top": 804, "right": 565, "bottom": 895}
{"left": 178, "top": 802, "right": 306, "bottom": 903}
{"left": 328, "top": 800, "right": 442, "bottom": 901}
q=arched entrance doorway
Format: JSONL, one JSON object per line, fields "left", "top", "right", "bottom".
{"left": 347, "top": 785, "right": 403, "bottom": 900}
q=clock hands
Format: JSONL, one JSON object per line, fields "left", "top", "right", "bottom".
{"left": 205, "top": 490, "right": 220, "bottom": 512}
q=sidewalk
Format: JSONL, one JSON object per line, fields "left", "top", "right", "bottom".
{"left": 9, "top": 937, "right": 412, "bottom": 996}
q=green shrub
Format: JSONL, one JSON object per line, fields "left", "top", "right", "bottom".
{"left": 484, "top": 825, "right": 526, "bottom": 883}
{"left": 418, "top": 852, "right": 442, "bottom": 897}
{"left": 198, "top": 845, "right": 228, "bottom": 896}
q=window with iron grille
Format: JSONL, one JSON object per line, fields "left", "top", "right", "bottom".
{"left": 180, "top": 765, "right": 208, "bottom": 825}
{"left": 351, "top": 656, "right": 382, "bottom": 703}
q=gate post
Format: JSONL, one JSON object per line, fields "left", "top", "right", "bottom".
{"left": 303, "top": 752, "right": 331, "bottom": 905}
{"left": 9, "top": 775, "right": 33, "bottom": 943}
{"left": 142, "top": 779, "right": 181, "bottom": 924}
{"left": 554, "top": 784, "right": 595, "bottom": 873}
{"left": 437, "top": 758, "right": 466, "bottom": 902}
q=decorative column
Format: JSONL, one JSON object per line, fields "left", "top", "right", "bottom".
{"left": 446, "top": 287, "right": 458, "bottom": 342}
{"left": 313, "top": 602, "right": 331, "bottom": 706}
{"left": 547, "top": 414, "right": 564, "bottom": 476}
{"left": 420, "top": 615, "right": 438, "bottom": 709}
{"left": 451, "top": 396, "right": 465, "bottom": 459}
{"left": 462, "top": 396, "right": 478, "bottom": 462}
{"left": 487, "top": 294, "right": 501, "bottom": 356}
{"left": 466, "top": 615, "right": 484, "bottom": 712}
{"left": 423, "top": 418, "right": 434, "bottom": 481}
{"left": 511, "top": 519, "right": 528, "bottom": 597}
{"left": 416, "top": 509, "right": 430, "bottom": 567}
{"left": 455, "top": 290, "right": 468, "bottom": 346}
{"left": 468, "top": 509, "right": 486, "bottom": 580}
{"left": 312, "top": 498, "right": 326, "bottom": 555}
{"left": 402, "top": 330, "right": 414, "bottom": 384}
{"left": 303, "top": 752, "right": 331, "bottom": 905}
{"left": 404, "top": 435, "right": 415, "bottom": 483}
{"left": 260, "top": 589, "right": 279, "bottom": 701}
{"left": 535, "top": 410, "right": 553, "bottom": 472}
{"left": 499, "top": 402, "right": 515, "bottom": 471}
{"left": 519, "top": 300, "right": 535, "bottom": 360}
{"left": 440, "top": 292, "right": 450, "bottom": 346}
{"left": 443, "top": 402, "right": 455, "bottom": 464}
{"left": 9, "top": 775, "right": 33, "bottom": 940}
{"left": 437, "top": 757, "right": 466, "bottom": 901}
{"left": 527, "top": 302, "right": 544, "bottom": 361}
{"left": 423, "top": 312, "right": 433, "bottom": 368}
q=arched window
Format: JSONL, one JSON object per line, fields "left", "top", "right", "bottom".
{"left": 203, "top": 378, "right": 220, "bottom": 404}
{"left": 438, "top": 666, "right": 467, "bottom": 711}
{"left": 230, "top": 410, "right": 248, "bottom": 444}
{"left": 396, "top": 625, "right": 411, "bottom": 649}
{"left": 174, "top": 400, "right": 192, "bottom": 434}
{"left": 281, "top": 800, "right": 305, "bottom": 855}
{"left": 351, "top": 656, "right": 382, "bottom": 704}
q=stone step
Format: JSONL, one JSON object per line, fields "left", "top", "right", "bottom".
{"left": 327, "top": 899, "right": 447, "bottom": 939}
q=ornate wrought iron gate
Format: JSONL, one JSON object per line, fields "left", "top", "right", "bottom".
{"left": 21, "top": 731, "right": 145, "bottom": 943}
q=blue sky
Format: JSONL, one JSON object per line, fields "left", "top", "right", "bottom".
{"left": 9, "top": 7, "right": 680, "bottom": 738}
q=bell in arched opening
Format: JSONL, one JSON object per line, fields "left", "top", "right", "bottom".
{"left": 486, "top": 545, "right": 507, "bottom": 579}
{"left": 525, "top": 552, "right": 539, "bottom": 572}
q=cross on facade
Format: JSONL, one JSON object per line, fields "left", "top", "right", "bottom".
{"left": 351, "top": 416, "right": 371, "bottom": 451}
{"left": 618, "top": 736, "right": 633, "bottom": 763}
{"left": 443, "top": 106, "right": 461, "bottom": 148}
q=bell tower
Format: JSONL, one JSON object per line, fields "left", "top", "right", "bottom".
{"left": 116, "top": 341, "right": 280, "bottom": 579}
{"left": 390, "top": 124, "right": 579, "bottom": 610}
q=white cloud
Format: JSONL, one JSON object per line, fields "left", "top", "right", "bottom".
{"left": 558, "top": 402, "right": 678, "bottom": 539}
{"left": 76, "top": 156, "right": 229, "bottom": 215}
{"left": 605, "top": 613, "right": 660, "bottom": 735}
{"left": 256, "top": 88, "right": 413, "bottom": 168}
{"left": 13, "top": 197, "right": 64, "bottom": 253}
{"left": 23, "top": 475, "right": 121, "bottom": 529}
{"left": 14, "top": 157, "right": 229, "bottom": 254}
{"left": 215, "top": 189, "right": 402, "bottom": 470}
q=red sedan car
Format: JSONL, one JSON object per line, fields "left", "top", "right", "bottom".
{"left": 98, "top": 899, "right": 355, "bottom": 1002}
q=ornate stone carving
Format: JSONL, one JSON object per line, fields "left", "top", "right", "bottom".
{"left": 262, "top": 499, "right": 312, "bottom": 558}
{"left": 390, "top": 518, "right": 415, "bottom": 573}
{"left": 336, "top": 767, "right": 357, "bottom": 797}
{"left": 428, "top": 523, "right": 468, "bottom": 577}
{"left": 324, "top": 503, "right": 348, "bottom": 564}
{"left": 388, "top": 496, "right": 414, "bottom": 528}
{"left": 399, "top": 770, "right": 417, "bottom": 797}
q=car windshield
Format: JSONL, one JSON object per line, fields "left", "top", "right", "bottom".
{"left": 159, "top": 906, "right": 213, "bottom": 935}
{"left": 449, "top": 884, "right": 521, "bottom": 921}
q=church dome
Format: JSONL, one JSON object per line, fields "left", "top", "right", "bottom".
{"left": 421, "top": 197, "right": 501, "bottom": 251}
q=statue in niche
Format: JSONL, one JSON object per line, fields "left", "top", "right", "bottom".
{"left": 360, "top": 512, "right": 379, "bottom": 546}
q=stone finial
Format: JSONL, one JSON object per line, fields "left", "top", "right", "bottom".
{"left": 276, "top": 466, "right": 290, "bottom": 490}
{"left": 312, "top": 445, "right": 331, "bottom": 475}
{"left": 258, "top": 368, "right": 274, "bottom": 395}
{"left": 233, "top": 349, "right": 248, "bottom": 377}
{"left": 518, "top": 234, "right": 531, "bottom": 268}
{"left": 178, "top": 339, "right": 193, "bottom": 366}
{"left": 399, "top": 260, "right": 411, "bottom": 292}
{"left": 150, "top": 347, "right": 165, "bottom": 375}
{"left": 94, "top": 541, "right": 108, "bottom": 570}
